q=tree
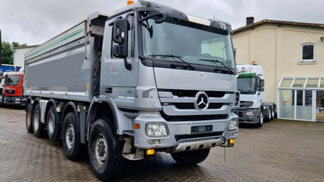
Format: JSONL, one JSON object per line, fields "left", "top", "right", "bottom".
{"left": 1, "top": 41, "right": 27, "bottom": 65}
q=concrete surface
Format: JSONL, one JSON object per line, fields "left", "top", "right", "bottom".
{"left": 0, "top": 106, "right": 324, "bottom": 182}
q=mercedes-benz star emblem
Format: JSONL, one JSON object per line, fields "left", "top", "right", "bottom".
{"left": 194, "top": 91, "right": 209, "bottom": 110}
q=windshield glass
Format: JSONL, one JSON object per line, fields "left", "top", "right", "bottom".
{"left": 237, "top": 77, "right": 257, "bottom": 94}
{"left": 141, "top": 17, "right": 235, "bottom": 69}
{"left": 6, "top": 75, "right": 20, "bottom": 86}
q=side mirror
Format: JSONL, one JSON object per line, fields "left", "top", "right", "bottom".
{"left": 259, "top": 79, "right": 265, "bottom": 92}
{"left": 112, "top": 18, "right": 131, "bottom": 70}
{"left": 0, "top": 29, "right": 2, "bottom": 66}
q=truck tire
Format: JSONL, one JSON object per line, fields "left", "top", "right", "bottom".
{"left": 171, "top": 149, "right": 210, "bottom": 166}
{"left": 62, "top": 112, "right": 81, "bottom": 161}
{"left": 46, "top": 106, "right": 60, "bottom": 142}
{"left": 265, "top": 107, "right": 271, "bottom": 122}
{"left": 269, "top": 107, "right": 273, "bottom": 121}
{"left": 32, "top": 104, "right": 45, "bottom": 137}
{"left": 25, "top": 103, "right": 33, "bottom": 133}
{"left": 88, "top": 119, "right": 119, "bottom": 181}
{"left": 256, "top": 110, "right": 263, "bottom": 127}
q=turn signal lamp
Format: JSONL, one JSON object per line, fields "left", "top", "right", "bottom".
{"left": 146, "top": 149, "right": 155, "bottom": 155}
{"left": 134, "top": 123, "right": 140, "bottom": 130}
{"left": 229, "top": 139, "right": 235, "bottom": 144}
{"left": 127, "top": 1, "right": 134, "bottom": 5}
{"left": 252, "top": 61, "right": 257, "bottom": 65}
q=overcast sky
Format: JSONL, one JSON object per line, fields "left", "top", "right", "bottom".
{"left": 1, "top": 0, "right": 324, "bottom": 45}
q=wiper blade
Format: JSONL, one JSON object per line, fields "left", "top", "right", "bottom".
{"left": 199, "top": 59, "right": 234, "bottom": 74}
{"left": 148, "top": 54, "right": 195, "bottom": 70}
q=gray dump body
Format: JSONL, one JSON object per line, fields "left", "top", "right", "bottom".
{"left": 24, "top": 13, "right": 107, "bottom": 102}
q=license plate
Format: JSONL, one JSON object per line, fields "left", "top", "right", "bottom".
{"left": 191, "top": 125, "right": 213, "bottom": 133}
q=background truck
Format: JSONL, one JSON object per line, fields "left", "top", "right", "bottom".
{"left": 23, "top": 1, "right": 239, "bottom": 181}
{"left": 234, "top": 64, "right": 276, "bottom": 127}
{"left": 2, "top": 71, "right": 26, "bottom": 106}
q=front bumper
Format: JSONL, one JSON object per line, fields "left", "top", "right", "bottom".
{"left": 3, "top": 96, "right": 27, "bottom": 106}
{"left": 133, "top": 112, "right": 238, "bottom": 152}
{"left": 233, "top": 108, "right": 259, "bottom": 124}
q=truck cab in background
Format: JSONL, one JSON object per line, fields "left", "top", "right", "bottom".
{"left": 234, "top": 64, "right": 276, "bottom": 127}
{"left": 2, "top": 72, "right": 26, "bottom": 106}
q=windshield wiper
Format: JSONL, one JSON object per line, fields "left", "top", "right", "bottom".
{"left": 148, "top": 54, "right": 195, "bottom": 70}
{"left": 199, "top": 59, "right": 234, "bottom": 74}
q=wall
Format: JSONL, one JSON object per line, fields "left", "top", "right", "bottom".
{"left": 13, "top": 46, "right": 37, "bottom": 67}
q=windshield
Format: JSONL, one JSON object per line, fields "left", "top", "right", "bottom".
{"left": 6, "top": 75, "right": 20, "bottom": 86}
{"left": 237, "top": 77, "right": 257, "bottom": 94}
{"left": 141, "top": 17, "right": 235, "bottom": 69}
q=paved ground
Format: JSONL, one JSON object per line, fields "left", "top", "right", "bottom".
{"left": 1, "top": 106, "right": 324, "bottom": 182}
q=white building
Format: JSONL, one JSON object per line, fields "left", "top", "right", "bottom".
{"left": 13, "top": 45, "right": 38, "bottom": 66}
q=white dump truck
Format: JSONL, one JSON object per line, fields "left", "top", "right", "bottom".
{"left": 24, "top": 1, "right": 239, "bottom": 181}
{"left": 234, "top": 64, "right": 276, "bottom": 127}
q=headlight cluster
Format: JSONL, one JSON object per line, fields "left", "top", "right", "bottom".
{"left": 145, "top": 123, "right": 169, "bottom": 137}
{"left": 228, "top": 120, "right": 238, "bottom": 131}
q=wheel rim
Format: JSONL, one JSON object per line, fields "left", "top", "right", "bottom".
{"left": 65, "top": 124, "right": 75, "bottom": 150}
{"left": 26, "top": 109, "right": 31, "bottom": 127}
{"left": 94, "top": 134, "right": 108, "bottom": 166}
{"left": 48, "top": 113, "right": 55, "bottom": 134}
{"left": 260, "top": 112, "right": 264, "bottom": 124}
{"left": 33, "top": 110, "right": 39, "bottom": 131}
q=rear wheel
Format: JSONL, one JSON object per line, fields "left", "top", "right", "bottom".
{"left": 32, "top": 104, "right": 44, "bottom": 137}
{"left": 88, "top": 119, "right": 119, "bottom": 181}
{"left": 46, "top": 106, "right": 60, "bottom": 142}
{"left": 256, "top": 110, "right": 263, "bottom": 127}
{"left": 62, "top": 112, "right": 81, "bottom": 161}
{"left": 171, "top": 149, "right": 210, "bottom": 166}
{"left": 269, "top": 107, "right": 273, "bottom": 121}
{"left": 25, "top": 103, "right": 33, "bottom": 133}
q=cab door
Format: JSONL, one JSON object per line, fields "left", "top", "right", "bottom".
{"left": 100, "top": 12, "right": 139, "bottom": 101}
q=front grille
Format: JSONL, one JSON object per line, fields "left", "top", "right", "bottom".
{"left": 161, "top": 112, "right": 227, "bottom": 122}
{"left": 234, "top": 111, "right": 244, "bottom": 117}
{"left": 161, "top": 89, "right": 227, "bottom": 98}
{"left": 6, "top": 90, "right": 15, "bottom": 94}
{"left": 173, "top": 103, "right": 224, "bottom": 110}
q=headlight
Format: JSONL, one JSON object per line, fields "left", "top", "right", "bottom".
{"left": 246, "top": 111, "right": 253, "bottom": 116}
{"left": 15, "top": 98, "right": 20, "bottom": 102}
{"left": 228, "top": 120, "right": 238, "bottom": 131}
{"left": 146, "top": 123, "right": 169, "bottom": 137}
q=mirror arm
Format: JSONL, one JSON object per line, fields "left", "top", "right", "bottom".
{"left": 124, "top": 58, "right": 132, "bottom": 70}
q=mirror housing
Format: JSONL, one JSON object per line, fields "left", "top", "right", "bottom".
{"left": 112, "top": 18, "right": 131, "bottom": 70}
{"left": 259, "top": 79, "right": 265, "bottom": 91}
{"left": 113, "top": 19, "right": 128, "bottom": 58}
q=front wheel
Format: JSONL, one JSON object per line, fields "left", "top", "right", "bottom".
{"left": 88, "top": 119, "right": 119, "bottom": 181}
{"left": 171, "top": 149, "right": 210, "bottom": 166}
{"left": 256, "top": 110, "right": 263, "bottom": 128}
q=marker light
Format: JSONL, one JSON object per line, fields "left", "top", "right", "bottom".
{"left": 146, "top": 149, "right": 155, "bottom": 155}
{"left": 127, "top": 1, "right": 134, "bottom": 5}
{"left": 134, "top": 123, "right": 140, "bottom": 130}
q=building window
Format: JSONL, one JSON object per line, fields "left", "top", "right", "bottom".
{"left": 301, "top": 43, "right": 315, "bottom": 62}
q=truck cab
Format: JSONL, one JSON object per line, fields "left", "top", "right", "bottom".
{"left": 234, "top": 64, "right": 275, "bottom": 127}
{"left": 3, "top": 72, "right": 26, "bottom": 106}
